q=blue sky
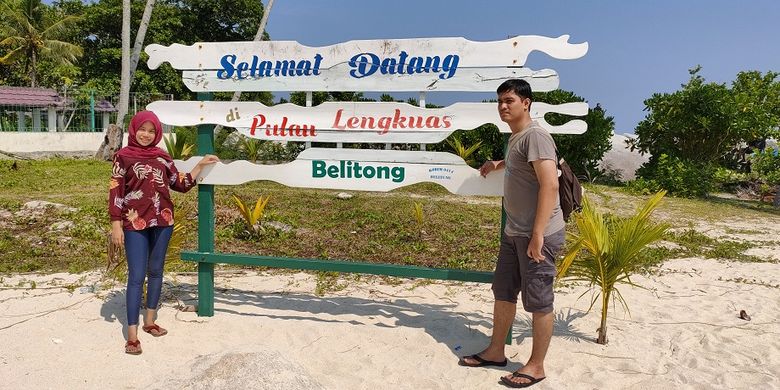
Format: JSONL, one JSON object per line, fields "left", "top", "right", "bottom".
{"left": 264, "top": 0, "right": 780, "bottom": 134}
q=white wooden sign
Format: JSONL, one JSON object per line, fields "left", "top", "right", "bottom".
{"left": 148, "top": 100, "right": 588, "bottom": 143}
{"left": 146, "top": 35, "right": 588, "bottom": 70}
{"left": 179, "top": 66, "right": 559, "bottom": 92}
{"left": 145, "top": 35, "right": 587, "bottom": 92}
{"left": 176, "top": 148, "right": 504, "bottom": 196}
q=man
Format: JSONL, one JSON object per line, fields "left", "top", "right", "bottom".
{"left": 460, "top": 79, "right": 565, "bottom": 388}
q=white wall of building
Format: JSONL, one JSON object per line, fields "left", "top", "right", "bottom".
{"left": 0, "top": 132, "right": 170, "bottom": 153}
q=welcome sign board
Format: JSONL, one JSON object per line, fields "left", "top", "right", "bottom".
{"left": 175, "top": 149, "right": 504, "bottom": 196}
{"left": 152, "top": 32, "right": 589, "bottom": 316}
{"left": 145, "top": 35, "right": 588, "bottom": 92}
{"left": 148, "top": 100, "right": 589, "bottom": 143}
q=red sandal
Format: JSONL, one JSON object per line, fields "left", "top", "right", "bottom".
{"left": 142, "top": 324, "right": 168, "bottom": 337}
{"left": 125, "top": 339, "right": 142, "bottom": 355}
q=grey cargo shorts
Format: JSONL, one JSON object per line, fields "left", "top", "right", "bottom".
{"left": 491, "top": 229, "right": 565, "bottom": 313}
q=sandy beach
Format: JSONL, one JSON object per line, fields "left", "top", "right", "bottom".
{"left": 1, "top": 255, "right": 778, "bottom": 390}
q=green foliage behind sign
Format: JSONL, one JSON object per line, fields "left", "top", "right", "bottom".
{"left": 536, "top": 89, "right": 614, "bottom": 180}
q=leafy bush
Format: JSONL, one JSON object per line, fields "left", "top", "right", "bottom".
{"left": 446, "top": 136, "right": 482, "bottom": 167}
{"left": 240, "top": 136, "right": 263, "bottom": 163}
{"left": 624, "top": 177, "right": 663, "bottom": 196}
{"left": 540, "top": 90, "right": 614, "bottom": 179}
{"left": 633, "top": 68, "right": 780, "bottom": 168}
{"left": 172, "top": 126, "right": 197, "bottom": 147}
{"left": 214, "top": 128, "right": 304, "bottom": 162}
{"left": 429, "top": 126, "right": 500, "bottom": 169}
{"left": 635, "top": 154, "right": 715, "bottom": 197}
{"left": 751, "top": 148, "right": 780, "bottom": 185}
{"left": 254, "top": 140, "right": 304, "bottom": 162}
{"left": 713, "top": 167, "right": 750, "bottom": 188}
{"left": 215, "top": 128, "right": 243, "bottom": 160}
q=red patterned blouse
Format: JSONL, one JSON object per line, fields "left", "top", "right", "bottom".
{"left": 109, "top": 155, "right": 196, "bottom": 230}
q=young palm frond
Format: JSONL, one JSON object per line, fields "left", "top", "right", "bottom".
{"left": 232, "top": 194, "right": 270, "bottom": 233}
{"left": 413, "top": 201, "right": 424, "bottom": 227}
{"left": 557, "top": 190, "right": 668, "bottom": 344}
{"left": 446, "top": 136, "right": 482, "bottom": 166}
{"left": 240, "top": 136, "right": 263, "bottom": 163}
{"left": 165, "top": 201, "right": 195, "bottom": 268}
{"left": 163, "top": 134, "right": 194, "bottom": 159}
{"left": 412, "top": 201, "right": 425, "bottom": 237}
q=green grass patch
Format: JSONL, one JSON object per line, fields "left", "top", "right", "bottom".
{"left": 662, "top": 229, "right": 771, "bottom": 263}
{"left": 0, "top": 160, "right": 778, "bottom": 275}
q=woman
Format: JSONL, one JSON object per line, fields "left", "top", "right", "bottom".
{"left": 109, "top": 111, "right": 218, "bottom": 355}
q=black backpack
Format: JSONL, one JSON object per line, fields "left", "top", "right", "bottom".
{"left": 556, "top": 154, "right": 583, "bottom": 222}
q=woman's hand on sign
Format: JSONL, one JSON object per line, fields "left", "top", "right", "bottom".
{"left": 198, "top": 154, "right": 220, "bottom": 166}
{"left": 190, "top": 154, "right": 220, "bottom": 180}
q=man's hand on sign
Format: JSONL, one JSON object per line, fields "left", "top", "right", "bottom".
{"left": 479, "top": 160, "right": 504, "bottom": 177}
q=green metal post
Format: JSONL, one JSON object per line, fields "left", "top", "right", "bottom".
{"left": 501, "top": 133, "right": 512, "bottom": 346}
{"left": 196, "top": 92, "right": 215, "bottom": 316}
{"left": 89, "top": 91, "right": 96, "bottom": 132}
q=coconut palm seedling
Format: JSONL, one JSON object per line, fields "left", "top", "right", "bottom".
{"left": 232, "top": 194, "right": 271, "bottom": 235}
{"left": 164, "top": 201, "right": 195, "bottom": 268}
{"left": 163, "top": 133, "right": 194, "bottom": 159}
{"left": 412, "top": 201, "right": 425, "bottom": 236}
{"left": 447, "top": 136, "right": 482, "bottom": 167}
{"left": 240, "top": 136, "right": 263, "bottom": 163}
{"left": 557, "top": 190, "right": 669, "bottom": 344}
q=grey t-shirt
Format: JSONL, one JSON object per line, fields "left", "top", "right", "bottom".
{"left": 503, "top": 121, "right": 565, "bottom": 237}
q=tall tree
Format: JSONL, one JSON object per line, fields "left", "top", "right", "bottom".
{"left": 116, "top": 0, "right": 131, "bottom": 128}
{"left": 632, "top": 67, "right": 780, "bottom": 166}
{"left": 0, "top": 0, "right": 82, "bottom": 87}
{"left": 214, "top": 0, "right": 274, "bottom": 134}
{"left": 129, "top": 0, "right": 156, "bottom": 84}
{"left": 82, "top": 0, "right": 269, "bottom": 158}
{"left": 96, "top": 0, "right": 131, "bottom": 161}
{"left": 78, "top": 0, "right": 269, "bottom": 98}
{"left": 628, "top": 67, "right": 780, "bottom": 197}
{"left": 97, "top": 0, "right": 155, "bottom": 159}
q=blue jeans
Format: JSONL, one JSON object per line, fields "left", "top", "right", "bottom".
{"left": 124, "top": 226, "right": 173, "bottom": 326}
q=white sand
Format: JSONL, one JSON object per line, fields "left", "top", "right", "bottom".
{"left": 599, "top": 133, "right": 649, "bottom": 181}
{"left": 1, "top": 258, "right": 778, "bottom": 390}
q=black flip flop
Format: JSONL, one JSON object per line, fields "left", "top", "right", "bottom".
{"left": 459, "top": 354, "right": 508, "bottom": 367}
{"left": 500, "top": 372, "right": 546, "bottom": 388}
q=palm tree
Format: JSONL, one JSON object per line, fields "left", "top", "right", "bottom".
{"left": 557, "top": 190, "right": 669, "bottom": 344}
{"left": 0, "top": 0, "right": 82, "bottom": 87}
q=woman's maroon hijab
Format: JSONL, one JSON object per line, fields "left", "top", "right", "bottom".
{"left": 115, "top": 110, "right": 172, "bottom": 161}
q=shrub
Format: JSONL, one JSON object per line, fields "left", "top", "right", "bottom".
{"left": 635, "top": 154, "right": 714, "bottom": 197}
{"left": 751, "top": 148, "right": 780, "bottom": 185}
